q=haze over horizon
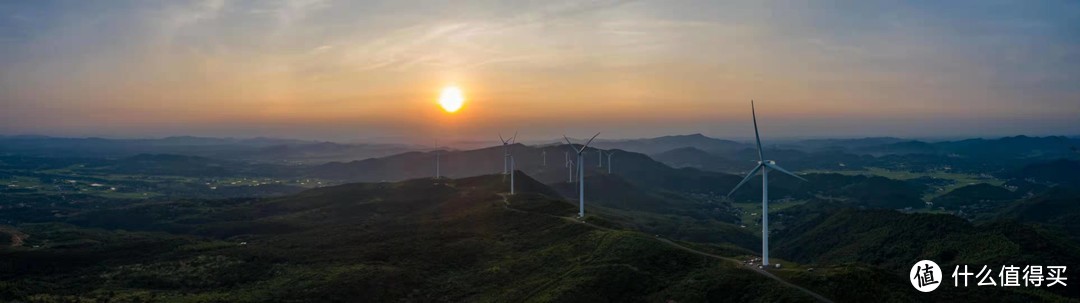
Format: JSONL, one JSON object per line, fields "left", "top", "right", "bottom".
{"left": 2, "top": 0, "right": 1079, "bottom": 141}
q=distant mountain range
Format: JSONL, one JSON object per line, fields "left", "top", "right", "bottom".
{"left": 304, "top": 143, "right": 750, "bottom": 199}
{"left": 0, "top": 135, "right": 419, "bottom": 163}
{"left": 591, "top": 134, "right": 748, "bottom": 155}
{"left": 4, "top": 134, "right": 1075, "bottom": 166}
{"left": 782, "top": 137, "right": 909, "bottom": 152}
{"left": 592, "top": 134, "right": 1074, "bottom": 159}
{"left": 643, "top": 135, "right": 1080, "bottom": 174}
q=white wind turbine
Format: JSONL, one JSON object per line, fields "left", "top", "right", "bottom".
{"left": 510, "top": 154, "right": 516, "bottom": 195}
{"left": 499, "top": 132, "right": 517, "bottom": 175}
{"left": 565, "top": 133, "right": 601, "bottom": 218}
{"left": 434, "top": 139, "right": 441, "bottom": 179}
{"left": 597, "top": 150, "right": 603, "bottom": 167}
{"left": 565, "top": 154, "right": 574, "bottom": 183}
{"left": 606, "top": 151, "right": 614, "bottom": 174}
{"left": 727, "top": 100, "right": 806, "bottom": 267}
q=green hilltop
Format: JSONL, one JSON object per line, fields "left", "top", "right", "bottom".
{"left": 0, "top": 173, "right": 819, "bottom": 302}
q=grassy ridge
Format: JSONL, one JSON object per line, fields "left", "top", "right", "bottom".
{"left": 0, "top": 174, "right": 816, "bottom": 302}
{"left": 773, "top": 202, "right": 1080, "bottom": 301}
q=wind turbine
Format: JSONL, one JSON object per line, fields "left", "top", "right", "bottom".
{"left": 565, "top": 133, "right": 601, "bottom": 218}
{"left": 510, "top": 155, "right": 516, "bottom": 195}
{"left": 607, "top": 152, "right": 614, "bottom": 174}
{"left": 434, "top": 139, "right": 441, "bottom": 179}
{"left": 597, "top": 150, "right": 603, "bottom": 167}
{"left": 542, "top": 150, "right": 547, "bottom": 167}
{"left": 565, "top": 156, "right": 574, "bottom": 183}
{"left": 726, "top": 100, "right": 806, "bottom": 267}
{"left": 499, "top": 132, "right": 517, "bottom": 175}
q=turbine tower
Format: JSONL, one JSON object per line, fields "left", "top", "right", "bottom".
{"left": 564, "top": 133, "right": 601, "bottom": 218}
{"left": 597, "top": 150, "right": 603, "bottom": 167}
{"left": 498, "top": 132, "right": 517, "bottom": 175}
{"left": 510, "top": 155, "right": 516, "bottom": 195}
{"left": 607, "top": 152, "right": 614, "bottom": 174}
{"left": 726, "top": 101, "right": 806, "bottom": 267}
{"left": 542, "top": 150, "right": 547, "bottom": 167}
{"left": 434, "top": 139, "right": 441, "bottom": 179}
{"left": 566, "top": 156, "right": 574, "bottom": 183}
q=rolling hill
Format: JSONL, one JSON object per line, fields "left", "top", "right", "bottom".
{"left": 1006, "top": 159, "right": 1080, "bottom": 186}
{"left": 304, "top": 143, "right": 756, "bottom": 201}
{"left": 2, "top": 167, "right": 1076, "bottom": 301}
{"left": 931, "top": 183, "right": 1022, "bottom": 208}
{"left": 0, "top": 173, "right": 823, "bottom": 302}
{"left": 547, "top": 173, "right": 756, "bottom": 248}
{"left": 1001, "top": 187, "right": 1080, "bottom": 242}
{"left": 772, "top": 202, "right": 1080, "bottom": 301}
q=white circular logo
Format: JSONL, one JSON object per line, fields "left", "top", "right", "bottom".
{"left": 910, "top": 260, "right": 942, "bottom": 292}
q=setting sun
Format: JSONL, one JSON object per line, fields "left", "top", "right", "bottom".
{"left": 438, "top": 86, "right": 465, "bottom": 113}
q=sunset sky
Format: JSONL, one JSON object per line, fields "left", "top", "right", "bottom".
{"left": 1, "top": 0, "right": 1078, "bottom": 142}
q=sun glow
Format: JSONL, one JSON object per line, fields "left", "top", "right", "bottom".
{"left": 438, "top": 86, "right": 465, "bottom": 113}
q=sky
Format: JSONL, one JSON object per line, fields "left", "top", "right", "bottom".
{"left": 1, "top": 0, "right": 1078, "bottom": 143}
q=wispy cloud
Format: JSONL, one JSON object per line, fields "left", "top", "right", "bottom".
{"left": 336, "top": 0, "right": 641, "bottom": 72}
{"left": 0, "top": 0, "right": 1078, "bottom": 138}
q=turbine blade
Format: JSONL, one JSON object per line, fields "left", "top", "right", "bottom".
{"left": 499, "top": 133, "right": 506, "bottom": 144}
{"left": 563, "top": 135, "right": 578, "bottom": 154}
{"left": 764, "top": 162, "right": 807, "bottom": 182}
{"left": 727, "top": 164, "right": 764, "bottom": 197}
{"left": 511, "top": 131, "right": 518, "bottom": 144}
{"left": 579, "top": 132, "right": 601, "bottom": 153}
{"left": 752, "top": 100, "right": 764, "bottom": 161}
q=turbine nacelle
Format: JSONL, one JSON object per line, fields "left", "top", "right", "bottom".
{"left": 563, "top": 133, "right": 600, "bottom": 156}
{"left": 498, "top": 131, "right": 517, "bottom": 146}
{"left": 498, "top": 131, "right": 518, "bottom": 175}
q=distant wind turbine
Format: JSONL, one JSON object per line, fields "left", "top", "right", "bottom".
{"left": 510, "top": 155, "right": 516, "bottom": 195}
{"left": 597, "top": 150, "right": 603, "bottom": 167}
{"left": 607, "top": 151, "right": 614, "bottom": 174}
{"left": 566, "top": 156, "right": 574, "bottom": 183}
{"left": 498, "top": 132, "right": 517, "bottom": 175}
{"left": 565, "top": 133, "right": 601, "bottom": 218}
{"left": 726, "top": 100, "right": 807, "bottom": 267}
{"left": 542, "top": 150, "right": 547, "bottom": 167}
{"left": 434, "top": 139, "right": 441, "bottom": 179}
